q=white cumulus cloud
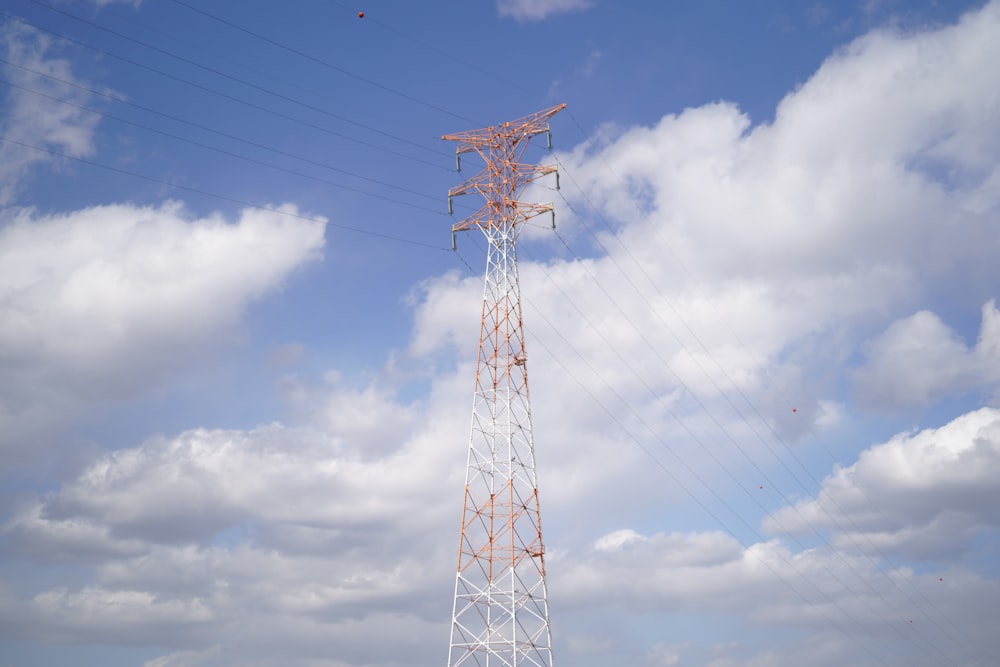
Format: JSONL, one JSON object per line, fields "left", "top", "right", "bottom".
{"left": 5, "top": 3, "right": 1000, "bottom": 667}
{"left": 852, "top": 301, "right": 1000, "bottom": 409}
{"left": 764, "top": 407, "right": 1000, "bottom": 559}
{"left": 0, "top": 22, "right": 107, "bottom": 205}
{"left": 0, "top": 202, "right": 325, "bottom": 462}
{"left": 497, "top": 0, "right": 593, "bottom": 22}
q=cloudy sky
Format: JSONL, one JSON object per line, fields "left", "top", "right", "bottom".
{"left": 1, "top": 0, "right": 999, "bottom": 665}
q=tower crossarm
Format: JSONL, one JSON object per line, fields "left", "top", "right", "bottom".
{"left": 447, "top": 164, "right": 557, "bottom": 200}
{"left": 441, "top": 103, "right": 566, "bottom": 153}
{"left": 443, "top": 104, "right": 563, "bottom": 238}
{"left": 451, "top": 201, "right": 555, "bottom": 234}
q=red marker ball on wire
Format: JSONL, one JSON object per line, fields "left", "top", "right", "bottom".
{"left": 358, "top": 11, "right": 364, "bottom": 18}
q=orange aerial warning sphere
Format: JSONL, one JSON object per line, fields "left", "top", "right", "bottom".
{"left": 357, "top": 11, "right": 364, "bottom": 18}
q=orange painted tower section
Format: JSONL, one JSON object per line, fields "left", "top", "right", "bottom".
{"left": 443, "top": 104, "right": 565, "bottom": 667}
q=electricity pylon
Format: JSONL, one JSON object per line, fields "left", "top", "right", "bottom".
{"left": 442, "top": 103, "right": 565, "bottom": 667}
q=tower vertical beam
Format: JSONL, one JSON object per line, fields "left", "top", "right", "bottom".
{"left": 444, "top": 104, "right": 564, "bottom": 667}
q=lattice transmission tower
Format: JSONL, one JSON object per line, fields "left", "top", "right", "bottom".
{"left": 442, "top": 103, "right": 565, "bottom": 667}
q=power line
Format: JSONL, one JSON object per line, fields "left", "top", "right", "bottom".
{"left": 449, "top": 214, "right": 955, "bottom": 661}
{"left": 537, "top": 155, "right": 984, "bottom": 665}
{"left": 511, "top": 228, "right": 956, "bottom": 663}
{"left": 326, "top": 0, "right": 536, "bottom": 99}
{"left": 547, "top": 119, "right": 987, "bottom": 665}
{"left": 446, "top": 243, "right": 901, "bottom": 667}
{"left": 6, "top": 5, "right": 984, "bottom": 659}
{"left": 0, "top": 75, "right": 446, "bottom": 213}
{"left": 28, "top": 0, "right": 453, "bottom": 160}
{"left": 3, "top": 12, "right": 452, "bottom": 172}
{"left": 0, "top": 134, "right": 451, "bottom": 251}
{"left": 165, "top": 0, "right": 483, "bottom": 127}
{"left": 446, "top": 132, "right": 975, "bottom": 661}
{"left": 92, "top": 0, "right": 952, "bottom": 604}
{"left": 409, "top": 54, "right": 980, "bottom": 657}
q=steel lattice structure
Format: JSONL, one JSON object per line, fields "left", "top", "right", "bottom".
{"left": 442, "top": 103, "right": 565, "bottom": 667}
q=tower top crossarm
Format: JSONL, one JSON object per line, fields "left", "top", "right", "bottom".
{"left": 441, "top": 103, "right": 566, "bottom": 153}
{"left": 442, "top": 104, "right": 565, "bottom": 236}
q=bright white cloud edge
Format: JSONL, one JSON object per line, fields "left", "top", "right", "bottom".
{"left": 496, "top": 0, "right": 593, "bottom": 22}
{"left": 0, "top": 201, "right": 325, "bottom": 461}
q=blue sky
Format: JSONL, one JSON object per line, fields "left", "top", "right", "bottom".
{"left": 2, "top": 0, "right": 999, "bottom": 666}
